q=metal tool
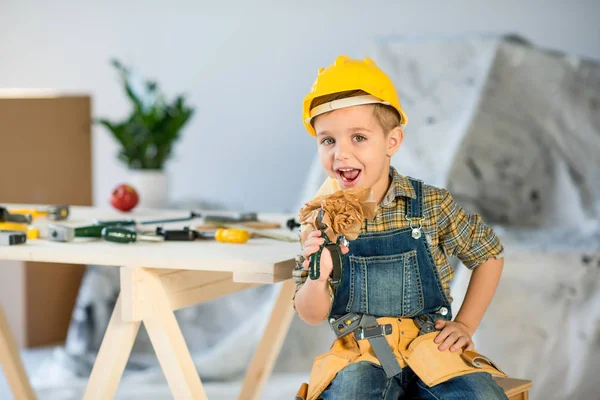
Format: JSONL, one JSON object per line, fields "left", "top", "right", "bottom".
{"left": 286, "top": 218, "right": 301, "bottom": 231}
{"left": 198, "top": 223, "right": 296, "bottom": 242}
{"left": 156, "top": 226, "right": 251, "bottom": 244}
{"left": 413, "top": 314, "right": 443, "bottom": 336}
{"left": 94, "top": 211, "right": 260, "bottom": 228}
{"left": 0, "top": 207, "right": 32, "bottom": 224}
{"left": 328, "top": 313, "right": 400, "bottom": 379}
{"left": 101, "top": 227, "right": 164, "bottom": 244}
{"left": 92, "top": 211, "right": 203, "bottom": 227}
{"left": 101, "top": 226, "right": 251, "bottom": 244}
{"left": 9, "top": 205, "right": 70, "bottom": 221}
{"left": 203, "top": 212, "right": 258, "bottom": 224}
{"left": 0, "top": 231, "right": 27, "bottom": 246}
{"left": 47, "top": 224, "right": 106, "bottom": 242}
{"left": 0, "top": 222, "right": 40, "bottom": 239}
{"left": 156, "top": 226, "right": 200, "bottom": 241}
{"left": 309, "top": 209, "right": 346, "bottom": 285}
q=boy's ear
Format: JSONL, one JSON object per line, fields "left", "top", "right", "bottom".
{"left": 386, "top": 127, "right": 404, "bottom": 157}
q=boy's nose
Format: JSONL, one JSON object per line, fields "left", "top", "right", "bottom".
{"left": 334, "top": 144, "right": 351, "bottom": 161}
{"left": 334, "top": 150, "right": 350, "bottom": 161}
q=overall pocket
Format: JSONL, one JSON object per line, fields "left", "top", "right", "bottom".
{"left": 349, "top": 250, "right": 424, "bottom": 316}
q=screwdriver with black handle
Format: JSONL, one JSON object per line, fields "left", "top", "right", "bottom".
{"left": 101, "top": 227, "right": 164, "bottom": 243}
{"left": 157, "top": 227, "right": 250, "bottom": 243}
{"left": 0, "top": 207, "right": 32, "bottom": 224}
{"left": 101, "top": 226, "right": 250, "bottom": 244}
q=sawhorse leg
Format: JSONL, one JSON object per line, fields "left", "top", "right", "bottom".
{"left": 238, "top": 279, "right": 297, "bottom": 400}
{"left": 83, "top": 267, "right": 260, "bottom": 400}
{"left": 0, "top": 304, "right": 36, "bottom": 400}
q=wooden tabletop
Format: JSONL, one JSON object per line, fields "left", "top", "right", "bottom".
{"left": 0, "top": 205, "right": 300, "bottom": 283}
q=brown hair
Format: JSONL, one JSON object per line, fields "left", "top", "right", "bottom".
{"left": 309, "top": 89, "right": 401, "bottom": 134}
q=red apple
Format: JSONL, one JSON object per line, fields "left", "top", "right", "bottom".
{"left": 110, "top": 184, "right": 139, "bottom": 212}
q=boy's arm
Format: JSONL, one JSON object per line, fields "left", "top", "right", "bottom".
{"left": 292, "top": 255, "right": 335, "bottom": 325}
{"left": 435, "top": 189, "right": 504, "bottom": 350}
{"left": 454, "top": 257, "right": 503, "bottom": 335}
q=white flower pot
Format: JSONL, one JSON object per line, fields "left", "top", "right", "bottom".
{"left": 128, "top": 169, "right": 168, "bottom": 209}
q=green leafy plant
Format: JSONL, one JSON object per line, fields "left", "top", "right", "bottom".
{"left": 97, "top": 59, "right": 195, "bottom": 170}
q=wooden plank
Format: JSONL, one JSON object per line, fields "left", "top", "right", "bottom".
{"left": 0, "top": 304, "right": 36, "bottom": 400}
{"left": 83, "top": 296, "right": 141, "bottom": 400}
{"left": 122, "top": 268, "right": 262, "bottom": 321}
{"left": 168, "top": 279, "right": 260, "bottom": 311}
{"left": 0, "top": 205, "right": 299, "bottom": 278}
{"left": 234, "top": 260, "right": 295, "bottom": 284}
{"left": 494, "top": 377, "right": 532, "bottom": 397}
{"left": 120, "top": 267, "right": 148, "bottom": 322}
{"left": 238, "top": 279, "right": 296, "bottom": 400}
{"left": 142, "top": 271, "right": 207, "bottom": 400}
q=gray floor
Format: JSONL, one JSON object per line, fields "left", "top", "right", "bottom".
{"left": 0, "top": 347, "right": 52, "bottom": 400}
{"left": 1, "top": 347, "right": 307, "bottom": 399}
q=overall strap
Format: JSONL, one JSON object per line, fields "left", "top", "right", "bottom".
{"left": 405, "top": 177, "right": 424, "bottom": 218}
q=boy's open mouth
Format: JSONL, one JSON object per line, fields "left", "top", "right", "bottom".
{"left": 336, "top": 168, "right": 361, "bottom": 186}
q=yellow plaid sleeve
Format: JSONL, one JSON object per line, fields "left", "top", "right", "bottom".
{"left": 437, "top": 189, "right": 504, "bottom": 269}
{"left": 292, "top": 254, "right": 335, "bottom": 318}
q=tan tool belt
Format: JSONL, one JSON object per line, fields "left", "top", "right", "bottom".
{"left": 307, "top": 317, "right": 506, "bottom": 400}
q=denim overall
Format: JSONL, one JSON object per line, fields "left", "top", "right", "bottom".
{"left": 320, "top": 178, "right": 507, "bottom": 400}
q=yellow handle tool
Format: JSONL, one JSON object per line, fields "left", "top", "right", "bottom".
{"left": 214, "top": 228, "right": 250, "bottom": 244}
{"left": 10, "top": 205, "right": 69, "bottom": 221}
{"left": 0, "top": 222, "right": 40, "bottom": 239}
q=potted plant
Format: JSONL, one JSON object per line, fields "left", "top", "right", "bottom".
{"left": 97, "top": 59, "right": 195, "bottom": 208}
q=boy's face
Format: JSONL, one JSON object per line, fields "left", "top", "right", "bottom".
{"left": 314, "top": 105, "right": 403, "bottom": 202}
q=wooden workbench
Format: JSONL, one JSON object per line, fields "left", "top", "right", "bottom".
{"left": 0, "top": 205, "right": 300, "bottom": 400}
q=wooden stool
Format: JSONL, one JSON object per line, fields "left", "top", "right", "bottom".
{"left": 494, "top": 377, "right": 532, "bottom": 400}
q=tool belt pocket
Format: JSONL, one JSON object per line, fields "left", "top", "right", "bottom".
{"left": 307, "top": 340, "right": 359, "bottom": 400}
{"left": 404, "top": 332, "right": 507, "bottom": 387}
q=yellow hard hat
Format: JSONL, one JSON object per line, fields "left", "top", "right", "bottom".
{"left": 302, "top": 55, "right": 408, "bottom": 136}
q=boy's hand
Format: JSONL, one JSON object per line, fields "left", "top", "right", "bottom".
{"left": 301, "top": 230, "right": 349, "bottom": 281}
{"left": 434, "top": 320, "right": 474, "bottom": 352}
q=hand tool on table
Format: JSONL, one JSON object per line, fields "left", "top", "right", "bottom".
{"left": 0, "top": 222, "right": 40, "bottom": 239}
{"left": 101, "top": 226, "right": 250, "bottom": 244}
{"left": 100, "top": 227, "right": 165, "bottom": 244}
{"left": 309, "top": 209, "right": 347, "bottom": 286}
{"left": 92, "top": 211, "right": 203, "bottom": 227}
{"left": 286, "top": 218, "right": 301, "bottom": 231}
{"left": 155, "top": 227, "right": 250, "bottom": 244}
{"left": 8, "top": 205, "right": 70, "bottom": 221}
{"left": 93, "top": 211, "right": 261, "bottom": 227}
{"left": 203, "top": 212, "right": 258, "bottom": 224}
{"left": 47, "top": 224, "right": 107, "bottom": 242}
{"left": 0, "top": 207, "right": 32, "bottom": 224}
{"left": 195, "top": 220, "right": 281, "bottom": 231}
{"left": 196, "top": 223, "right": 297, "bottom": 242}
{"left": 0, "top": 231, "right": 27, "bottom": 246}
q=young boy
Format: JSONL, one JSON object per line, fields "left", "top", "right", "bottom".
{"left": 293, "top": 55, "right": 508, "bottom": 399}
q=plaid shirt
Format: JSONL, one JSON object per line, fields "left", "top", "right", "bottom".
{"left": 293, "top": 166, "right": 504, "bottom": 312}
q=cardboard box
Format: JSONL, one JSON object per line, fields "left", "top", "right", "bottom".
{"left": 0, "top": 92, "right": 91, "bottom": 347}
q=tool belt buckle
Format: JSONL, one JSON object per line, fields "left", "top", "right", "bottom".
{"left": 353, "top": 324, "right": 392, "bottom": 341}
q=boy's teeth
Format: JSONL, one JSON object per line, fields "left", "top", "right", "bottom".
{"left": 339, "top": 169, "right": 360, "bottom": 181}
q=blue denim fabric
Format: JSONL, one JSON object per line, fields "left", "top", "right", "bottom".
{"left": 329, "top": 178, "right": 451, "bottom": 320}
{"left": 415, "top": 371, "right": 508, "bottom": 400}
{"left": 320, "top": 362, "right": 508, "bottom": 399}
{"left": 323, "top": 179, "right": 505, "bottom": 398}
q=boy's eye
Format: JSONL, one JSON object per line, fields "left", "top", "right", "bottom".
{"left": 321, "top": 138, "right": 335, "bottom": 145}
{"left": 353, "top": 135, "right": 366, "bottom": 142}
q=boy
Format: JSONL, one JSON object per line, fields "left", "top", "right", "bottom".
{"left": 293, "top": 55, "right": 507, "bottom": 399}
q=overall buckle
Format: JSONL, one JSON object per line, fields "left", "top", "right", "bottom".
{"left": 353, "top": 324, "right": 393, "bottom": 341}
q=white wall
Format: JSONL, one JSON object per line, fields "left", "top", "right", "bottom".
{"left": 1, "top": 0, "right": 599, "bottom": 213}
